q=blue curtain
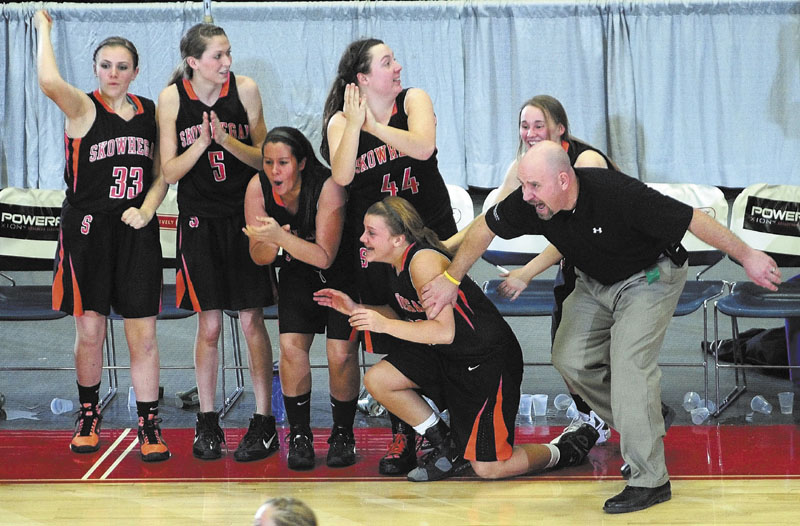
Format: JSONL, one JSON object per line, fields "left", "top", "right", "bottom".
{"left": 3, "top": 1, "right": 799, "bottom": 190}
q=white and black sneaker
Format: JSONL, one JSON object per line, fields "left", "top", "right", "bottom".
{"left": 233, "top": 413, "right": 279, "bottom": 462}
{"left": 551, "top": 410, "right": 610, "bottom": 446}
{"left": 554, "top": 422, "right": 600, "bottom": 468}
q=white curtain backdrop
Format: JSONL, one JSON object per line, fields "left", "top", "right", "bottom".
{"left": 3, "top": 1, "right": 799, "bottom": 190}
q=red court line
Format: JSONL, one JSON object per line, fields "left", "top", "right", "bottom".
{"left": 1, "top": 425, "right": 798, "bottom": 483}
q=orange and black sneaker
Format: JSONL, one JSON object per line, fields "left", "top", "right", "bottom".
{"left": 138, "top": 415, "right": 171, "bottom": 462}
{"left": 70, "top": 403, "right": 102, "bottom": 453}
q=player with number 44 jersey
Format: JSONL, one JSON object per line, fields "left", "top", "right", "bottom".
{"left": 321, "top": 38, "right": 458, "bottom": 476}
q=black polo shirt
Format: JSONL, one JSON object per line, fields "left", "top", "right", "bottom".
{"left": 485, "top": 168, "right": 693, "bottom": 284}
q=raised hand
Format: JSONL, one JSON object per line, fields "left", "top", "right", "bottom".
{"left": 33, "top": 9, "right": 53, "bottom": 32}
{"left": 342, "top": 83, "right": 367, "bottom": 129}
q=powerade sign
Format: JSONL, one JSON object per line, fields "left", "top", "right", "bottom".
{"left": 0, "top": 203, "right": 61, "bottom": 241}
{"left": 743, "top": 196, "right": 800, "bottom": 237}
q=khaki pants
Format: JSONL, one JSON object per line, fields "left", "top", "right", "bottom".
{"left": 552, "top": 256, "right": 687, "bottom": 487}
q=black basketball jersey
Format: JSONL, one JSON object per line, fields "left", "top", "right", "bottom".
{"left": 349, "top": 89, "right": 455, "bottom": 239}
{"left": 388, "top": 242, "right": 517, "bottom": 362}
{"left": 174, "top": 73, "right": 254, "bottom": 217}
{"left": 63, "top": 91, "right": 156, "bottom": 214}
{"left": 258, "top": 171, "right": 350, "bottom": 275}
{"left": 566, "top": 138, "right": 615, "bottom": 169}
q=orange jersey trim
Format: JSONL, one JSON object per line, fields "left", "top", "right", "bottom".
{"left": 69, "top": 254, "right": 84, "bottom": 316}
{"left": 182, "top": 75, "right": 231, "bottom": 101}
{"left": 51, "top": 230, "right": 66, "bottom": 310}
{"left": 272, "top": 187, "right": 286, "bottom": 208}
{"left": 178, "top": 255, "right": 202, "bottom": 312}
{"left": 464, "top": 377, "right": 512, "bottom": 461}
{"left": 363, "top": 330, "right": 374, "bottom": 353}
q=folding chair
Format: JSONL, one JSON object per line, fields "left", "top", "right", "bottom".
{"left": 220, "top": 305, "right": 278, "bottom": 417}
{"left": 104, "top": 187, "right": 255, "bottom": 413}
{"left": 646, "top": 183, "right": 730, "bottom": 403}
{"left": 713, "top": 183, "right": 800, "bottom": 416}
{"left": 0, "top": 187, "right": 114, "bottom": 409}
{"left": 480, "top": 188, "right": 552, "bottom": 310}
{"left": 445, "top": 184, "right": 474, "bottom": 232}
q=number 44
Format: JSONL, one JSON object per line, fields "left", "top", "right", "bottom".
{"left": 381, "top": 168, "right": 418, "bottom": 196}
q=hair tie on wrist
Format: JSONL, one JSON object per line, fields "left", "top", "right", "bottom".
{"left": 443, "top": 270, "right": 461, "bottom": 286}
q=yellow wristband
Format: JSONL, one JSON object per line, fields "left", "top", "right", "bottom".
{"left": 443, "top": 270, "right": 461, "bottom": 286}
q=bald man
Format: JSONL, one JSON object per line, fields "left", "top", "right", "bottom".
{"left": 422, "top": 140, "right": 780, "bottom": 513}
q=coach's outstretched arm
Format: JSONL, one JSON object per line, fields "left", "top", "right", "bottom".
{"left": 420, "top": 214, "right": 496, "bottom": 319}
{"left": 688, "top": 208, "right": 781, "bottom": 291}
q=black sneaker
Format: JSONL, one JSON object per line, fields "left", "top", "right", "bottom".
{"left": 379, "top": 422, "right": 417, "bottom": 475}
{"left": 234, "top": 413, "right": 279, "bottom": 462}
{"left": 554, "top": 422, "right": 599, "bottom": 468}
{"left": 286, "top": 424, "right": 315, "bottom": 470}
{"left": 138, "top": 416, "right": 170, "bottom": 462}
{"left": 407, "top": 421, "right": 465, "bottom": 482}
{"left": 326, "top": 425, "right": 357, "bottom": 467}
{"left": 192, "top": 411, "right": 225, "bottom": 460}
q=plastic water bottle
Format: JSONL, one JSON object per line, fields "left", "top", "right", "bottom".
{"left": 272, "top": 362, "right": 285, "bottom": 422}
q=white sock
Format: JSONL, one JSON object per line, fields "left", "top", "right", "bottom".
{"left": 413, "top": 412, "right": 439, "bottom": 435}
{"left": 544, "top": 443, "right": 560, "bottom": 469}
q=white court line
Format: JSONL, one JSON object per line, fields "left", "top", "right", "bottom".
{"left": 81, "top": 428, "right": 131, "bottom": 480}
{"left": 100, "top": 432, "right": 138, "bottom": 480}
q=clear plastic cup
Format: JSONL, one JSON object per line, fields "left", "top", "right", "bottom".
{"left": 778, "top": 392, "right": 794, "bottom": 415}
{"left": 532, "top": 394, "right": 548, "bottom": 416}
{"left": 690, "top": 406, "right": 709, "bottom": 425}
{"left": 50, "top": 398, "right": 73, "bottom": 415}
{"left": 699, "top": 398, "right": 717, "bottom": 414}
{"left": 553, "top": 393, "right": 573, "bottom": 411}
{"left": 518, "top": 394, "right": 533, "bottom": 418}
{"left": 750, "top": 395, "right": 772, "bottom": 415}
{"left": 565, "top": 402, "right": 579, "bottom": 420}
{"left": 682, "top": 391, "right": 701, "bottom": 412}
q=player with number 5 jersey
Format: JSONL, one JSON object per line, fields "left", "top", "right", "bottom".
{"left": 158, "top": 23, "right": 279, "bottom": 462}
